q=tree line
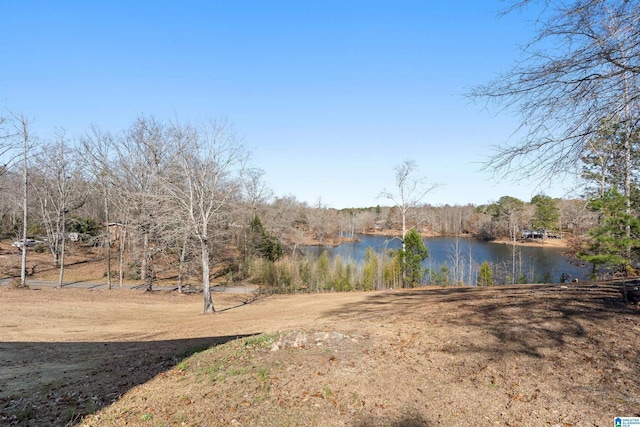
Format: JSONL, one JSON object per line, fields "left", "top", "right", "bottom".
{"left": 9, "top": 0, "right": 640, "bottom": 299}
{"left": 5, "top": 105, "right": 639, "bottom": 304}
{"left": 1, "top": 114, "right": 257, "bottom": 312}
{"left": 472, "top": 0, "right": 640, "bottom": 279}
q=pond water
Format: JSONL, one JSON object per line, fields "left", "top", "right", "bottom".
{"left": 304, "top": 234, "right": 590, "bottom": 284}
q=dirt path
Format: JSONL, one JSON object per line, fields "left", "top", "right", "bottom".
{"left": 1, "top": 284, "right": 639, "bottom": 426}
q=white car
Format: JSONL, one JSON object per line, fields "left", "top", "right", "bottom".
{"left": 12, "top": 239, "right": 41, "bottom": 248}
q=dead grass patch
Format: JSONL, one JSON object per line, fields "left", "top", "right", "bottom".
{"left": 0, "top": 284, "right": 639, "bottom": 426}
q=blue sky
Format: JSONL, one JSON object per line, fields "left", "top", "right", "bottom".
{"left": 1, "top": 1, "right": 578, "bottom": 208}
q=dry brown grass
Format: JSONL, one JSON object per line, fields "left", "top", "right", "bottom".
{"left": 0, "top": 241, "right": 105, "bottom": 281}
{"left": 1, "top": 283, "right": 639, "bottom": 426}
{"left": 0, "top": 240, "right": 186, "bottom": 286}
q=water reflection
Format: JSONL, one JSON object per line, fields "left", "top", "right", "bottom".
{"left": 304, "top": 235, "right": 589, "bottom": 284}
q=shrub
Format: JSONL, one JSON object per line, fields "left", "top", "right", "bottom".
{"left": 477, "top": 261, "right": 493, "bottom": 286}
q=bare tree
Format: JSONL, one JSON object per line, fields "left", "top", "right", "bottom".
{"left": 472, "top": 1, "right": 640, "bottom": 190}
{"left": 0, "top": 171, "right": 21, "bottom": 237}
{"left": 0, "top": 114, "right": 17, "bottom": 244}
{"left": 262, "top": 195, "right": 308, "bottom": 257}
{"left": 0, "top": 114, "right": 20, "bottom": 179}
{"left": 164, "top": 120, "right": 248, "bottom": 313}
{"left": 379, "top": 160, "right": 438, "bottom": 250}
{"left": 488, "top": 196, "right": 526, "bottom": 284}
{"left": 337, "top": 209, "right": 356, "bottom": 239}
{"left": 379, "top": 160, "right": 438, "bottom": 286}
{"left": 306, "top": 198, "right": 333, "bottom": 244}
{"left": 560, "top": 198, "right": 596, "bottom": 234}
{"left": 32, "top": 131, "right": 86, "bottom": 286}
{"left": 112, "top": 116, "right": 175, "bottom": 291}
{"left": 79, "top": 125, "right": 116, "bottom": 288}
{"left": 243, "top": 168, "right": 273, "bottom": 213}
{"left": 237, "top": 168, "right": 274, "bottom": 258}
{"left": 10, "top": 114, "right": 35, "bottom": 287}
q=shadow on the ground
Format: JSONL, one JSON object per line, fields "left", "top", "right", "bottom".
{"left": 0, "top": 333, "right": 259, "bottom": 426}
{"left": 323, "top": 283, "right": 638, "bottom": 358}
{"left": 353, "top": 409, "right": 433, "bottom": 426}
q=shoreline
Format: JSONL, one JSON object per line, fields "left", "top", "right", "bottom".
{"left": 303, "top": 232, "right": 570, "bottom": 249}
{"left": 490, "top": 237, "right": 569, "bottom": 249}
{"left": 364, "top": 231, "right": 570, "bottom": 249}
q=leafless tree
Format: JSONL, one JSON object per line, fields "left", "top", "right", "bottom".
{"left": 488, "top": 196, "right": 526, "bottom": 284}
{"left": 0, "top": 171, "right": 21, "bottom": 237}
{"left": 379, "top": 160, "right": 438, "bottom": 286}
{"left": 560, "top": 198, "right": 597, "bottom": 235}
{"left": 337, "top": 210, "right": 356, "bottom": 239}
{"left": 0, "top": 115, "right": 18, "bottom": 243}
{"left": 243, "top": 168, "right": 273, "bottom": 213}
{"left": 379, "top": 160, "right": 438, "bottom": 251}
{"left": 472, "top": 1, "right": 640, "bottom": 195}
{"left": 79, "top": 125, "right": 116, "bottom": 288}
{"left": 306, "top": 198, "right": 334, "bottom": 244}
{"left": 235, "top": 168, "right": 275, "bottom": 257}
{"left": 262, "top": 195, "right": 308, "bottom": 256}
{"left": 112, "top": 116, "right": 176, "bottom": 291}
{"left": 0, "top": 120, "right": 13, "bottom": 178}
{"left": 164, "top": 120, "right": 248, "bottom": 313}
{"left": 32, "top": 131, "right": 87, "bottom": 286}
{"left": 8, "top": 114, "right": 35, "bottom": 286}
{"left": 352, "top": 209, "right": 376, "bottom": 234}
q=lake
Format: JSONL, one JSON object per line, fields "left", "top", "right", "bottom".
{"left": 304, "top": 234, "right": 590, "bottom": 285}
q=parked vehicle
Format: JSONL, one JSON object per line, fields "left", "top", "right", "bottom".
{"left": 12, "top": 239, "right": 42, "bottom": 248}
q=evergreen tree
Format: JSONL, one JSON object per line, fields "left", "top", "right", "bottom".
{"left": 398, "top": 228, "right": 429, "bottom": 287}
{"left": 248, "top": 215, "right": 283, "bottom": 262}
{"left": 362, "top": 247, "right": 379, "bottom": 291}
{"left": 429, "top": 263, "right": 450, "bottom": 287}
{"left": 580, "top": 119, "right": 633, "bottom": 198}
{"left": 577, "top": 188, "right": 640, "bottom": 276}
{"left": 315, "top": 250, "right": 330, "bottom": 291}
{"left": 477, "top": 261, "right": 493, "bottom": 286}
{"left": 531, "top": 194, "right": 560, "bottom": 239}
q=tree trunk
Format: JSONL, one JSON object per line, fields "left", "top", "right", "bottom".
{"left": 58, "top": 239, "right": 66, "bottom": 288}
{"left": 177, "top": 237, "right": 187, "bottom": 294}
{"left": 57, "top": 212, "right": 66, "bottom": 288}
{"left": 145, "top": 252, "right": 153, "bottom": 292}
{"left": 52, "top": 245, "right": 59, "bottom": 268}
{"left": 105, "top": 195, "right": 112, "bottom": 289}
{"left": 20, "top": 125, "right": 28, "bottom": 287}
{"left": 511, "top": 221, "right": 517, "bottom": 284}
{"left": 141, "top": 232, "right": 148, "bottom": 281}
{"left": 118, "top": 226, "right": 126, "bottom": 287}
{"left": 202, "top": 238, "right": 215, "bottom": 313}
{"left": 400, "top": 205, "right": 407, "bottom": 288}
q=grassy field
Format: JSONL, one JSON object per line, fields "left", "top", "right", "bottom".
{"left": 1, "top": 282, "right": 639, "bottom": 426}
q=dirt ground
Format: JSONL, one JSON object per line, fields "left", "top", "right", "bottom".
{"left": 1, "top": 282, "right": 639, "bottom": 426}
{"left": 490, "top": 238, "right": 568, "bottom": 249}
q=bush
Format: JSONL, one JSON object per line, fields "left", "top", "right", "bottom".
{"left": 247, "top": 247, "right": 410, "bottom": 294}
{"left": 67, "top": 216, "right": 102, "bottom": 236}
{"left": 477, "top": 261, "right": 493, "bottom": 286}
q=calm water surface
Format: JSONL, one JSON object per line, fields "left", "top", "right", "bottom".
{"left": 305, "top": 234, "right": 589, "bottom": 284}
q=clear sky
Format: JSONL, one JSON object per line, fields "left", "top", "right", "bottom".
{"left": 1, "top": 1, "right": 578, "bottom": 209}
